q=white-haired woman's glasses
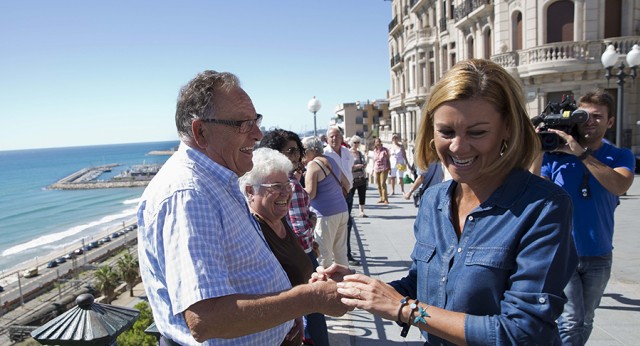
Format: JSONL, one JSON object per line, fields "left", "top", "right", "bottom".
{"left": 258, "top": 182, "right": 294, "bottom": 194}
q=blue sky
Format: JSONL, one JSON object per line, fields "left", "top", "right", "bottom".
{"left": 0, "top": 1, "right": 392, "bottom": 151}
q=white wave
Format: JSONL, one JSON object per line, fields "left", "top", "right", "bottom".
{"left": 122, "top": 197, "right": 141, "bottom": 205}
{"left": 1, "top": 207, "right": 137, "bottom": 257}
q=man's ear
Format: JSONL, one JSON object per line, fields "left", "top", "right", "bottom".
{"left": 607, "top": 115, "right": 615, "bottom": 129}
{"left": 192, "top": 119, "right": 208, "bottom": 149}
{"left": 245, "top": 185, "right": 254, "bottom": 197}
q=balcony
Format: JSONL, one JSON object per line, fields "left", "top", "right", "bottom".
{"left": 406, "top": 27, "right": 437, "bottom": 47}
{"left": 455, "top": 0, "right": 492, "bottom": 22}
{"left": 390, "top": 54, "right": 403, "bottom": 68}
{"left": 439, "top": 17, "right": 447, "bottom": 32}
{"left": 492, "top": 38, "right": 640, "bottom": 78}
{"left": 518, "top": 41, "right": 598, "bottom": 68}
{"left": 388, "top": 16, "right": 398, "bottom": 32}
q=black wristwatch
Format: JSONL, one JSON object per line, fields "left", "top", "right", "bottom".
{"left": 577, "top": 148, "right": 592, "bottom": 161}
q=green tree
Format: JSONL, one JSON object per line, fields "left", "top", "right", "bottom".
{"left": 116, "top": 301, "right": 157, "bottom": 346}
{"left": 94, "top": 265, "right": 119, "bottom": 303}
{"left": 117, "top": 253, "right": 139, "bottom": 297}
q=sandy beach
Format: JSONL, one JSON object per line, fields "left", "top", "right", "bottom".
{"left": 0, "top": 217, "right": 138, "bottom": 287}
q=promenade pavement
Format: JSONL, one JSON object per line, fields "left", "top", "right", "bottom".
{"left": 112, "top": 175, "right": 640, "bottom": 345}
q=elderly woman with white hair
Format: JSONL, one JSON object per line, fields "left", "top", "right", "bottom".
{"left": 301, "top": 136, "right": 350, "bottom": 268}
{"left": 239, "top": 147, "right": 313, "bottom": 346}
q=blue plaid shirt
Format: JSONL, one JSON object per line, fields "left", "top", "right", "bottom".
{"left": 137, "top": 143, "right": 292, "bottom": 345}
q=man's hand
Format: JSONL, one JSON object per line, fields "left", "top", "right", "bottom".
{"left": 548, "top": 129, "right": 584, "bottom": 156}
{"left": 283, "top": 317, "right": 303, "bottom": 342}
{"left": 309, "top": 280, "right": 353, "bottom": 316}
{"left": 309, "top": 212, "right": 317, "bottom": 229}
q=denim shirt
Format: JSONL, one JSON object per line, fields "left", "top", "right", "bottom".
{"left": 390, "top": 169, "right": 578, "bottom": 345}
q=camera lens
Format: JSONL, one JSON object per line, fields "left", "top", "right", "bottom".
{"left": 539, "top": 132, "right": 560, "bottom": 151}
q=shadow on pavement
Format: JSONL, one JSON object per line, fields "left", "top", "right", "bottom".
{"left": 600, "top": 293, "right": 640, "bottom": 312}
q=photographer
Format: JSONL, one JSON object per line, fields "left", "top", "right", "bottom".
{"left": 532, "top": 89, "right": 635, "bottom": 345}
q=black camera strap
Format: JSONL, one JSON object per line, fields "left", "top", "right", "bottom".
{"left": 580, "top": 165, "right": 591, "bottom": 199}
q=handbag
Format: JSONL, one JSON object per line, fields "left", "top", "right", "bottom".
{"left": 353, "top": 175, "right": 368, "bottom": 188}
{"left": 397, "top": 163, "right": 407, "bottom": 172}
{"left": 313, "top": 159, "right": 349, "bottom": 198}
{"left": 352, "top": 151, "right": 368, "bottom": 188}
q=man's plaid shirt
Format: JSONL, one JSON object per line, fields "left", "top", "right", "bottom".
{"left": 287, "top": 173, "right": 314, "bottom": 253}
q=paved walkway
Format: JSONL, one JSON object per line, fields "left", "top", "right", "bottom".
{"left": 113, "top": 175, "right": 640, "bottom": 345}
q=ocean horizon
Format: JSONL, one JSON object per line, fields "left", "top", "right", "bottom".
{"left": 0, "top": 140, "right": 179, "bottom": 275}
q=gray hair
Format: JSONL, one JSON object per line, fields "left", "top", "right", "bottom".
{"left": 301, "top": 136, "right": 324, "bottom": 154}
{"left": 326, "top": 126, "right": 343, "bottom": 137}
{"left": 239, "top": 148, "right": 293, "bottom": 198}
{"left": 349, "top": 135, "right": 362, "bottom": 146}
{"left": 175, "top": 70, "right": 241, "bottom": 141}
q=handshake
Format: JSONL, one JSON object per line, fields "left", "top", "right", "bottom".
{"left": 309, "top": 264, "right": 405, "bottom": 323}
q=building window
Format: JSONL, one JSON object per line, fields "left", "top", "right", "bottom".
{"left": 512, "top": 11, "right": 523, "bottom": 50}
{"left": 467, "top": 36, "right": 474, "bottom": 59}
{"left": 604, "top": 0, "right": 622, "bottom": 38}
{"left": 546, "top": 0, "right": 574, "bottom": 43}
{"left": 483, "top": 27, "right": 492, "bottom": 58}
{"left": 429, "top": 61, "right": 435, "bottom": 87}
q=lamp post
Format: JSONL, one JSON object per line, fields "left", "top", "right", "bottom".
{"left": 600, "top": 44, "right": 640, "bottom": 148}
{"left": 307, "top": 96, "right": 322, "bottom": 136}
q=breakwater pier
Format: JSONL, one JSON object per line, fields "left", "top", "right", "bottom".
{"left": 48, "top": 163, "right": 160, "bottom": 190}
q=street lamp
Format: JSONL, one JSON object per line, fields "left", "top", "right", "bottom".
{"left": 307, "top": 96, "right": 322, "bottom": 136}
{"left": 601, "top": 44, "right": 640, "bottom": 148}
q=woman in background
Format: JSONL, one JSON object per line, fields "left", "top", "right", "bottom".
{"left": 388, "top": 134, "right": 408, "bottom": 195}
{"left": 302, "top": 136, "right": 350, "bottom": 268}
{"left": 239, "top": 148, "right": 312, "bottom": 346}
{"left": 349, "top": 135, "right": 368, "bottom": 218}
{"left": 372, "top": 138, "right": 390, "bottom": 204}
{"left": 257, "top": 129, "right": 329, "bottom": 346}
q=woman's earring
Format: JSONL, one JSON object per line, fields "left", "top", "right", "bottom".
{"left": 500, "top": 140, "right": 508, "bottom": 157}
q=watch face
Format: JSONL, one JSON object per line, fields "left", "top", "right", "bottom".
{"left": 410, "top": 302, "right": 417, "bottom": 309}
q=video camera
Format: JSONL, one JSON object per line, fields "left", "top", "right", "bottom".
{"left": 531, "top": 95, "right": 589, "bottom": 151}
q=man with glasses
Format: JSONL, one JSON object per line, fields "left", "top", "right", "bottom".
{"left": 137, "top": 70, "right": 348, "bottom": 346}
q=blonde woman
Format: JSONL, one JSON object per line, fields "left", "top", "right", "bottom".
{"left": 315, "top": 59, "right": 578, "bottom": 345}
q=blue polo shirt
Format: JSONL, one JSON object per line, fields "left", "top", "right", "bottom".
{"left": 541, "top": 141, "right": 635, "bottom": 256}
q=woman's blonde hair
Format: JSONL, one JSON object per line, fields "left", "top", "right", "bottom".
{"left": 414, "top": 59, "right": 540, "bottom": 177}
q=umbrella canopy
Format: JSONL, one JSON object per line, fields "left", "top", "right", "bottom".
{"left": 31, "top": 293, "right": 140, "bottom": 345}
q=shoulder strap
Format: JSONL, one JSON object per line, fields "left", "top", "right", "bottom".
{"left": 312, "top": 159, "right": 329, "bottom": 177}
{"left": 318, "top": 158, "right": 342, "bottom": 186}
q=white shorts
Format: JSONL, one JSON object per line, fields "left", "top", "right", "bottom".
{"left": 389, "top": 165, "right": 405, "bottom": 178}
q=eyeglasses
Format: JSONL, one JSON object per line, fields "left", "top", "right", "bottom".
{"left": 283, "top": 147, "right": 301, "bottom": 155}
{"left": 202, "top": 113, "right": 263, "bottom": 134}
{"left": 258, "top": 182, "right": 293, "bottom": 194}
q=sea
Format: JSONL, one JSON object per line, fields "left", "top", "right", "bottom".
{"left": 0, "top": 140, "right": 179, "bottom": 277}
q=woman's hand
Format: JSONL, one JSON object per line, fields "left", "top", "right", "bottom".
{"left": 336, "top": 274, "right": 404, "bottom": 322}
{"left": 310, "top": 264, "right": 354, "bottom": 283}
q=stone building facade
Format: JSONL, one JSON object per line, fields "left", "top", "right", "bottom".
{"left": 387, "top": 0, "right": 640, "bottom": 152}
